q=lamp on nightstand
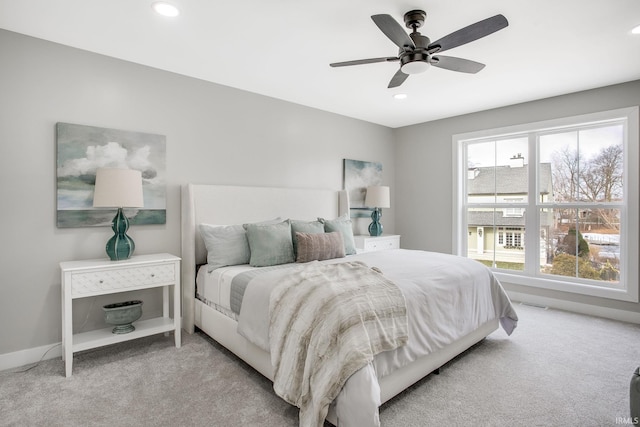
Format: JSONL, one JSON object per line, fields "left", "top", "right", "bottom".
{"left": 93, "top": 168, "right": 144, "bottom": 261}
{"left": 364, "top": 186, "right": 390, "bottom": 237}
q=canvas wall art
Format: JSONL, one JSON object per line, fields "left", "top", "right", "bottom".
{"left": 56, "top": 122, "right": 167, "bottom": 228}
{"left": 343, "top": 159, "right": 383, "bottom": 217}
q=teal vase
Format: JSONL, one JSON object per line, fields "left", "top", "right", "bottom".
{"left": 106, "top": 208, "right": 135, "bottom": 261}
{"left": 368, "top": 208, "right": 383, "bottom": 237}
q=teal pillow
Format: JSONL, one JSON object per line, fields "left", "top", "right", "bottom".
{"left": 242, "top": 217, "right": 282, "bottom": 230}
{"left": 245, "top": 220, "right": 295, "bottom": 267}
{"left": 318, "top": 214, "right": 357, "bottom": 255}
{"left": 290, "top": 220, "right": 325, "bottom": 256}
{"left": 199, "top": 223, "right": 250, "bottom": 271}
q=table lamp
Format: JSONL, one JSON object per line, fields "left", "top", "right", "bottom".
{"left": 364, "top": 186, "right": 390, "bottom": 237}
{"left": 93, "top": 168, "right": 144, "bottom": 260}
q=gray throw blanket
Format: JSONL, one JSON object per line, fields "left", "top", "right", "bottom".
{"left": 269, "top": 261, "right": 408, "bottom": 427}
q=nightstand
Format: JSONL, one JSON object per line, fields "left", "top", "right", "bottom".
{"left": 60, "top": 253, "right": 181, "bottom": 377}
{"left": 354, "top": 235, "right": 401, "bottom": 252}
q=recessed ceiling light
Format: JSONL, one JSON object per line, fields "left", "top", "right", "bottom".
{"left": 632, "top": 24, "right": 640, "bottom": 34}
{"left": 152, "top": 2, "right": 180, "bottom": 17}
{"left": 393, "top": 93, "right": 408, "bottom": 100}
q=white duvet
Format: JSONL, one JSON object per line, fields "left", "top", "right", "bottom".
{"left": 235, "top": 249, "right": 518, "bottom": 426}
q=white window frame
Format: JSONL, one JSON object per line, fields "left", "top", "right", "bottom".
{"left": 453, "top": 107, "right": 639, "bottom": 302}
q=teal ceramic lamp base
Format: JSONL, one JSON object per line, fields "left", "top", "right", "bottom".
{"left": 106, "top": 208, "right": 135, "bottom": 261}
{"left": 368, "top": 208, "right": 383, "bottom": 237}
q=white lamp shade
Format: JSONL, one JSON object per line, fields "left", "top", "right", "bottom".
{"left": 93, "top": 168, "right": 144, "bottom": 208}
{"left": 364, "top": 186, "right": 390, "bottom": 208}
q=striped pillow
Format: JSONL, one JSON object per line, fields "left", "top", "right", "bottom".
{"left": 295, "top": 232, "right": 345, "bottom": 263}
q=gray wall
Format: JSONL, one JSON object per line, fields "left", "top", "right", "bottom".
{"left": 394, "top": 80, "right": 640, "bottom": 315}
{"left": 0, "top": 30, "right": 395, "bottom": 356}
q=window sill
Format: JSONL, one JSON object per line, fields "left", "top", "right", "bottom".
{"left": 493, "top": 270, "right": 638, "bottom": 303}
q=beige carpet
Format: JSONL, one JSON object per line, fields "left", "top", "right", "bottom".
{"left": 1, "top": 304, "right": 638, "bottom": 426}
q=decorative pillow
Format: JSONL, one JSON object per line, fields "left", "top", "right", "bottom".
{"left": 318, "top": 214, "right": 357, "bottom": 255}
{"left": 242, "top": 217, "right": 282, "bottom": 230}
{"left": 245, "top": 220, "right": 295, "bottom": 267}
{"left": 199, "top": 223, "right": 250, "bottom": 271}
{"left": 295, "top": 231, "right": 345, "bottom": 263}
{"left": 290, "top": 220, "right": 325, "bottom": 256}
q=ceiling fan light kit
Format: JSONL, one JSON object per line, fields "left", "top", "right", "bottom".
{"left": 330, "top": 9, "right": 508, "bottom": 88}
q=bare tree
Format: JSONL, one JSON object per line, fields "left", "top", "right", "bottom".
{"left": 552, "top": 143, "right": 623, "bottom": 231}
{"left": 551, "top": 146, "right": 580, "bottom": 228}
{"left": 579, "top": 144, "right": 623, "bottom": 230}
{"left": 552, "top": 146, "right": 580, "bottom": 202}
{"left": 580, "top": 144, "right": 623, "bottom": 202}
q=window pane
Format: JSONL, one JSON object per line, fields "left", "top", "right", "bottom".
{"left": 540, "top": 130, "right": 578, "bottom": 202}
{"left": 466, "top": 209, "right": 524, "bottom": 271}
{"left": 467, "top": 137, "right": 528, "bottom": 204}
{"left": 541, "top": 208, "right": 620, "bottom": 283}
{"left": 540, "top": 125, "right": 624, "bottom": 205}
{"left": 577, "top": 126, "right": 624, "bottom": 203}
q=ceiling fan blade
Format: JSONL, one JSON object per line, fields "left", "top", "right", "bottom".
{"left": 388, "top": 69, "right": 409, "bottom": 88}
{"left": 330, "top": 57, "right": 399, "bottom": 67}
{"left": 430, "top": 55, "right": 485, "bottom": 73}
{"left": 371, "top": 14, "right": 415, "bottom": 50}
{"left": 428, "top": 14, "right": 508, "bottom": 53}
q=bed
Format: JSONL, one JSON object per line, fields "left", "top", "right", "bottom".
{"left": 181, "top": 183, "right": 518, "bottom": 426}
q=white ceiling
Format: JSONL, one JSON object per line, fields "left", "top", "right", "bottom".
{"left": 1, "top": 0, "right": 639, "bottom": 128}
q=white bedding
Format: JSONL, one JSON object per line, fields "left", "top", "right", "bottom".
{"left": 199, "top": 249, "right": 518, "bottom": 426}
{"left": 196, "top": 264, "right": 255, "bottom": 313}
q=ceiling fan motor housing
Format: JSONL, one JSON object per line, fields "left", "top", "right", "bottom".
{"left": 400, "top": 32, "right": 431, "bottom": 74}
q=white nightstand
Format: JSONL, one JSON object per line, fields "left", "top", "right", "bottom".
{"left": 354, "top": 235, "right": 401, "bottom": 253}
{"left": 60, "top": 253, "right": 181, "bottom": 377}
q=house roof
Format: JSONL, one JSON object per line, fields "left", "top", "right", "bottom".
{"left": 467, "top": 211, "right": 526, "bottom": 227}
{"left": 467, "top": 163, "right": 552, "bottom": 196}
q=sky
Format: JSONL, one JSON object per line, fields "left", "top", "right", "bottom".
{"left": 466, "top": 123, "right": 623, "bottom": 167}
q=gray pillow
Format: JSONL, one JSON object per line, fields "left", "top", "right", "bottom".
{"left": 199, "top": 223, "right": 250, "bottom": 271}
{"left": 295, "top": 231, "right": 345, "bottom": 263}
{"left": 290, "top": 220, "right": 325, "bottom": 256}
{"left": 245, "top": 220, "right": 295, "bottom": 267}
{"left": 318, "top": 214, "right": 357, "bottom": 255}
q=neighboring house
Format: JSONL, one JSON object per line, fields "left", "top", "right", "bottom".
{"left": 466, "top": 154, "right": 554, "bottom": 266}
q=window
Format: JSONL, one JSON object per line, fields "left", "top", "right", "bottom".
{"left": 453, "top": 107, "right": 639, "bottom": 302}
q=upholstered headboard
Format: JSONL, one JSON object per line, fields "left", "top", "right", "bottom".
{"left": 180, "top": 184, "right": 349, "bottom": 333}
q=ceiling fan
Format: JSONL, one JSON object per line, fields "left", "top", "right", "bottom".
{"left": 329, "top": 10, "right": 508, "bottom": 88}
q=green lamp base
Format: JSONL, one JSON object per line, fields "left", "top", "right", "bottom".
{"left": 106, "top": 208, "right": 135, "bottom": 261}
{"left": 368, "top": 208, "right": 383, "bottom": 237}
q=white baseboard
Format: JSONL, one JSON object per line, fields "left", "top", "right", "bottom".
{"left": 508, "top": 291, "right": 640, "bottom": 324}
{"left": 0, "top": 342, "right": 62, "bottom": 373}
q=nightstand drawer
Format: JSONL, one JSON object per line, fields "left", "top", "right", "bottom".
{"left": 363, "top": 238, "right": 398, "bottom": 251}
{"left": 71, "top": 263, "right": 176, "bottom": 295}
{"left": 354, "top": 235, "right": 400, "bottom": 253}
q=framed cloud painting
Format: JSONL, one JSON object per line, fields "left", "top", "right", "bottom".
{"left": 343, "top": 159, "right": 382, "bottom": 217}
{"left": 56, "top": 122, "right": 166, "bottom": 228}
